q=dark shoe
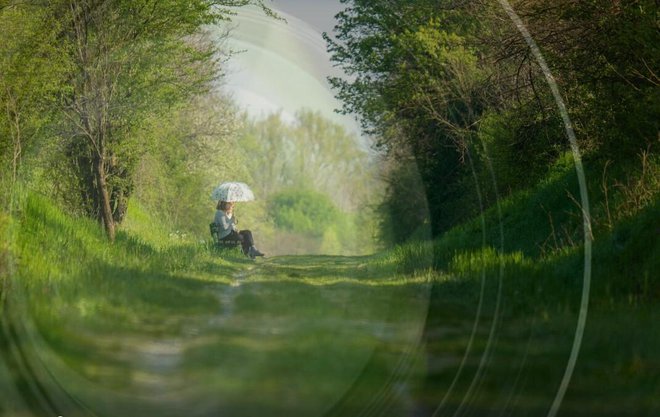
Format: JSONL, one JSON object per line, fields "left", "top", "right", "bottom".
{"left": 248, "top": 246, "right": 265, "bottom": 258}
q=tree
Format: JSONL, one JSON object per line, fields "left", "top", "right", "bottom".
{"left": 50, "top": 0, "right": 270, "bottom": 241}
{"left": 0, "top": 4, "right": 67, "bottom": 203}
{"left": 269, "top": 189, "right": 340, "bottom": 237}
{"left": 239, "top": 111, "right": 292, "bottom": 196}
{"left": 325, "top": 0, "right": 491, "bottom": 236}
{"left": 483, "top": 0, "right": 659, "bottom": 158}
{"left": 132, "top": 91, "right": 247, "bottom": 235}
{"left": 239, "top": 110, "right": 379, "bottom": 211}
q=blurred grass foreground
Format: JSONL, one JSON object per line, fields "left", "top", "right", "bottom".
{"left": 1, "top": 183, "right": 658, "bottom": 416}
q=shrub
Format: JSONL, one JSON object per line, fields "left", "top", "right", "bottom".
{"left": 269, "top": 189, "right": 340, "bottom": 237}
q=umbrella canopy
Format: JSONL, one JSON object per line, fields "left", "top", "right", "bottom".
{"left": 211, "top": 182, "right": 255, "bottom": 202}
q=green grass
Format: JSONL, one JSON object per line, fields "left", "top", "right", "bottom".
{"left": 0, "top": 193, "right": 431, "bottom": 417}
{"left": 1, "top": 160, "right": 658, "bottom": 417}
{"left": 405, "top": 157, "right": 660, "bottom": 416}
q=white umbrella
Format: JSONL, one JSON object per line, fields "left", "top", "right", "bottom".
{"left": 211, "top": 182, "right": 255, "bottom": 202}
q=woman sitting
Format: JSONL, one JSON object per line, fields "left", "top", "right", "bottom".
{"left": 214, "top": 201, "right": 264, "bottom": 259}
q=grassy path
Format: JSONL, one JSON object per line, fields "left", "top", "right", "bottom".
{"left": 2, "top": 248, "right": 659, "bottom": 416}
{"left": 2, "top": 253, "right": 432, "bottom": 417}
{"left": 1, "top": 196, "right": 658, "bottom": 416}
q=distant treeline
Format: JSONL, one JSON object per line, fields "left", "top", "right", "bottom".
{"left": 237, "top": 110, "right": 382, "bottom": 255}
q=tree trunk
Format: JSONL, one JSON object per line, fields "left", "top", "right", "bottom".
{"left": 94, "top": 155, "right": 115, "bottom": 242}
{"left": 112, "top": 189, "right": 129, "bottom": 223}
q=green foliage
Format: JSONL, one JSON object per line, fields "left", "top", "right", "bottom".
{"left": 375, "top": 157, "right": 431, "bottom": 243}
{"left": 236, "top": 110, "right": 382, "bottom": 255}
{"left": 269, "top": 189, "right": 339, "bottom": 237}
{"left": 0, "top": 0, "right": 275, "bottom": 240}
{"left": 379, "top": 155, "right": 659, "bottom": 312}
{"left": 264, "top": 188, "right": 379, "bottom": 256}
{"left": 477, "top": 108, "right": 565, "bottom": 192}
{"left": 0, "top": 5, "right": 69, "bottom": 205}
{"left": 238, "top": 109, "right": 380, "bottom": 211}
{"left": 52, "top": 0, "right": 231, "bottom": 236}
{"left": 327, "top": 0, "right": 658, "bottom": 246}
{"left": 326, "top": 1, "right": 491, "bottom": 238}
{"left": 128, "top": 93, "right": 251, "bottom": 238}
{"left": 513, "top": 0, "right": 659, "bottom": 157}
{"left": 11, "top": 191, "right": 242, "bottom": 282}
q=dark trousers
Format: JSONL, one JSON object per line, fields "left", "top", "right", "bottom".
{"left": 221, "top": 230, "right": 254, "bottom": 254}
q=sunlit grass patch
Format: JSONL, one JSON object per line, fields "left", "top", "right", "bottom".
{"left": 119, "top": 199, "right": 182, "bottom": 250}
{"left": 369, "top": 240, "right": 434, "bottom": 275}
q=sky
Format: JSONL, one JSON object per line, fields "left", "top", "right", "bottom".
{"left": 219, "top": 0, "right": 361, "bottom": 135}
{"left": 269, "top": 0, "right": 343, "bottom": 34}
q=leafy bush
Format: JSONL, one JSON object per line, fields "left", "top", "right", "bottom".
{"left": 269, "top": 189, "right": 340, "bottom": 237}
